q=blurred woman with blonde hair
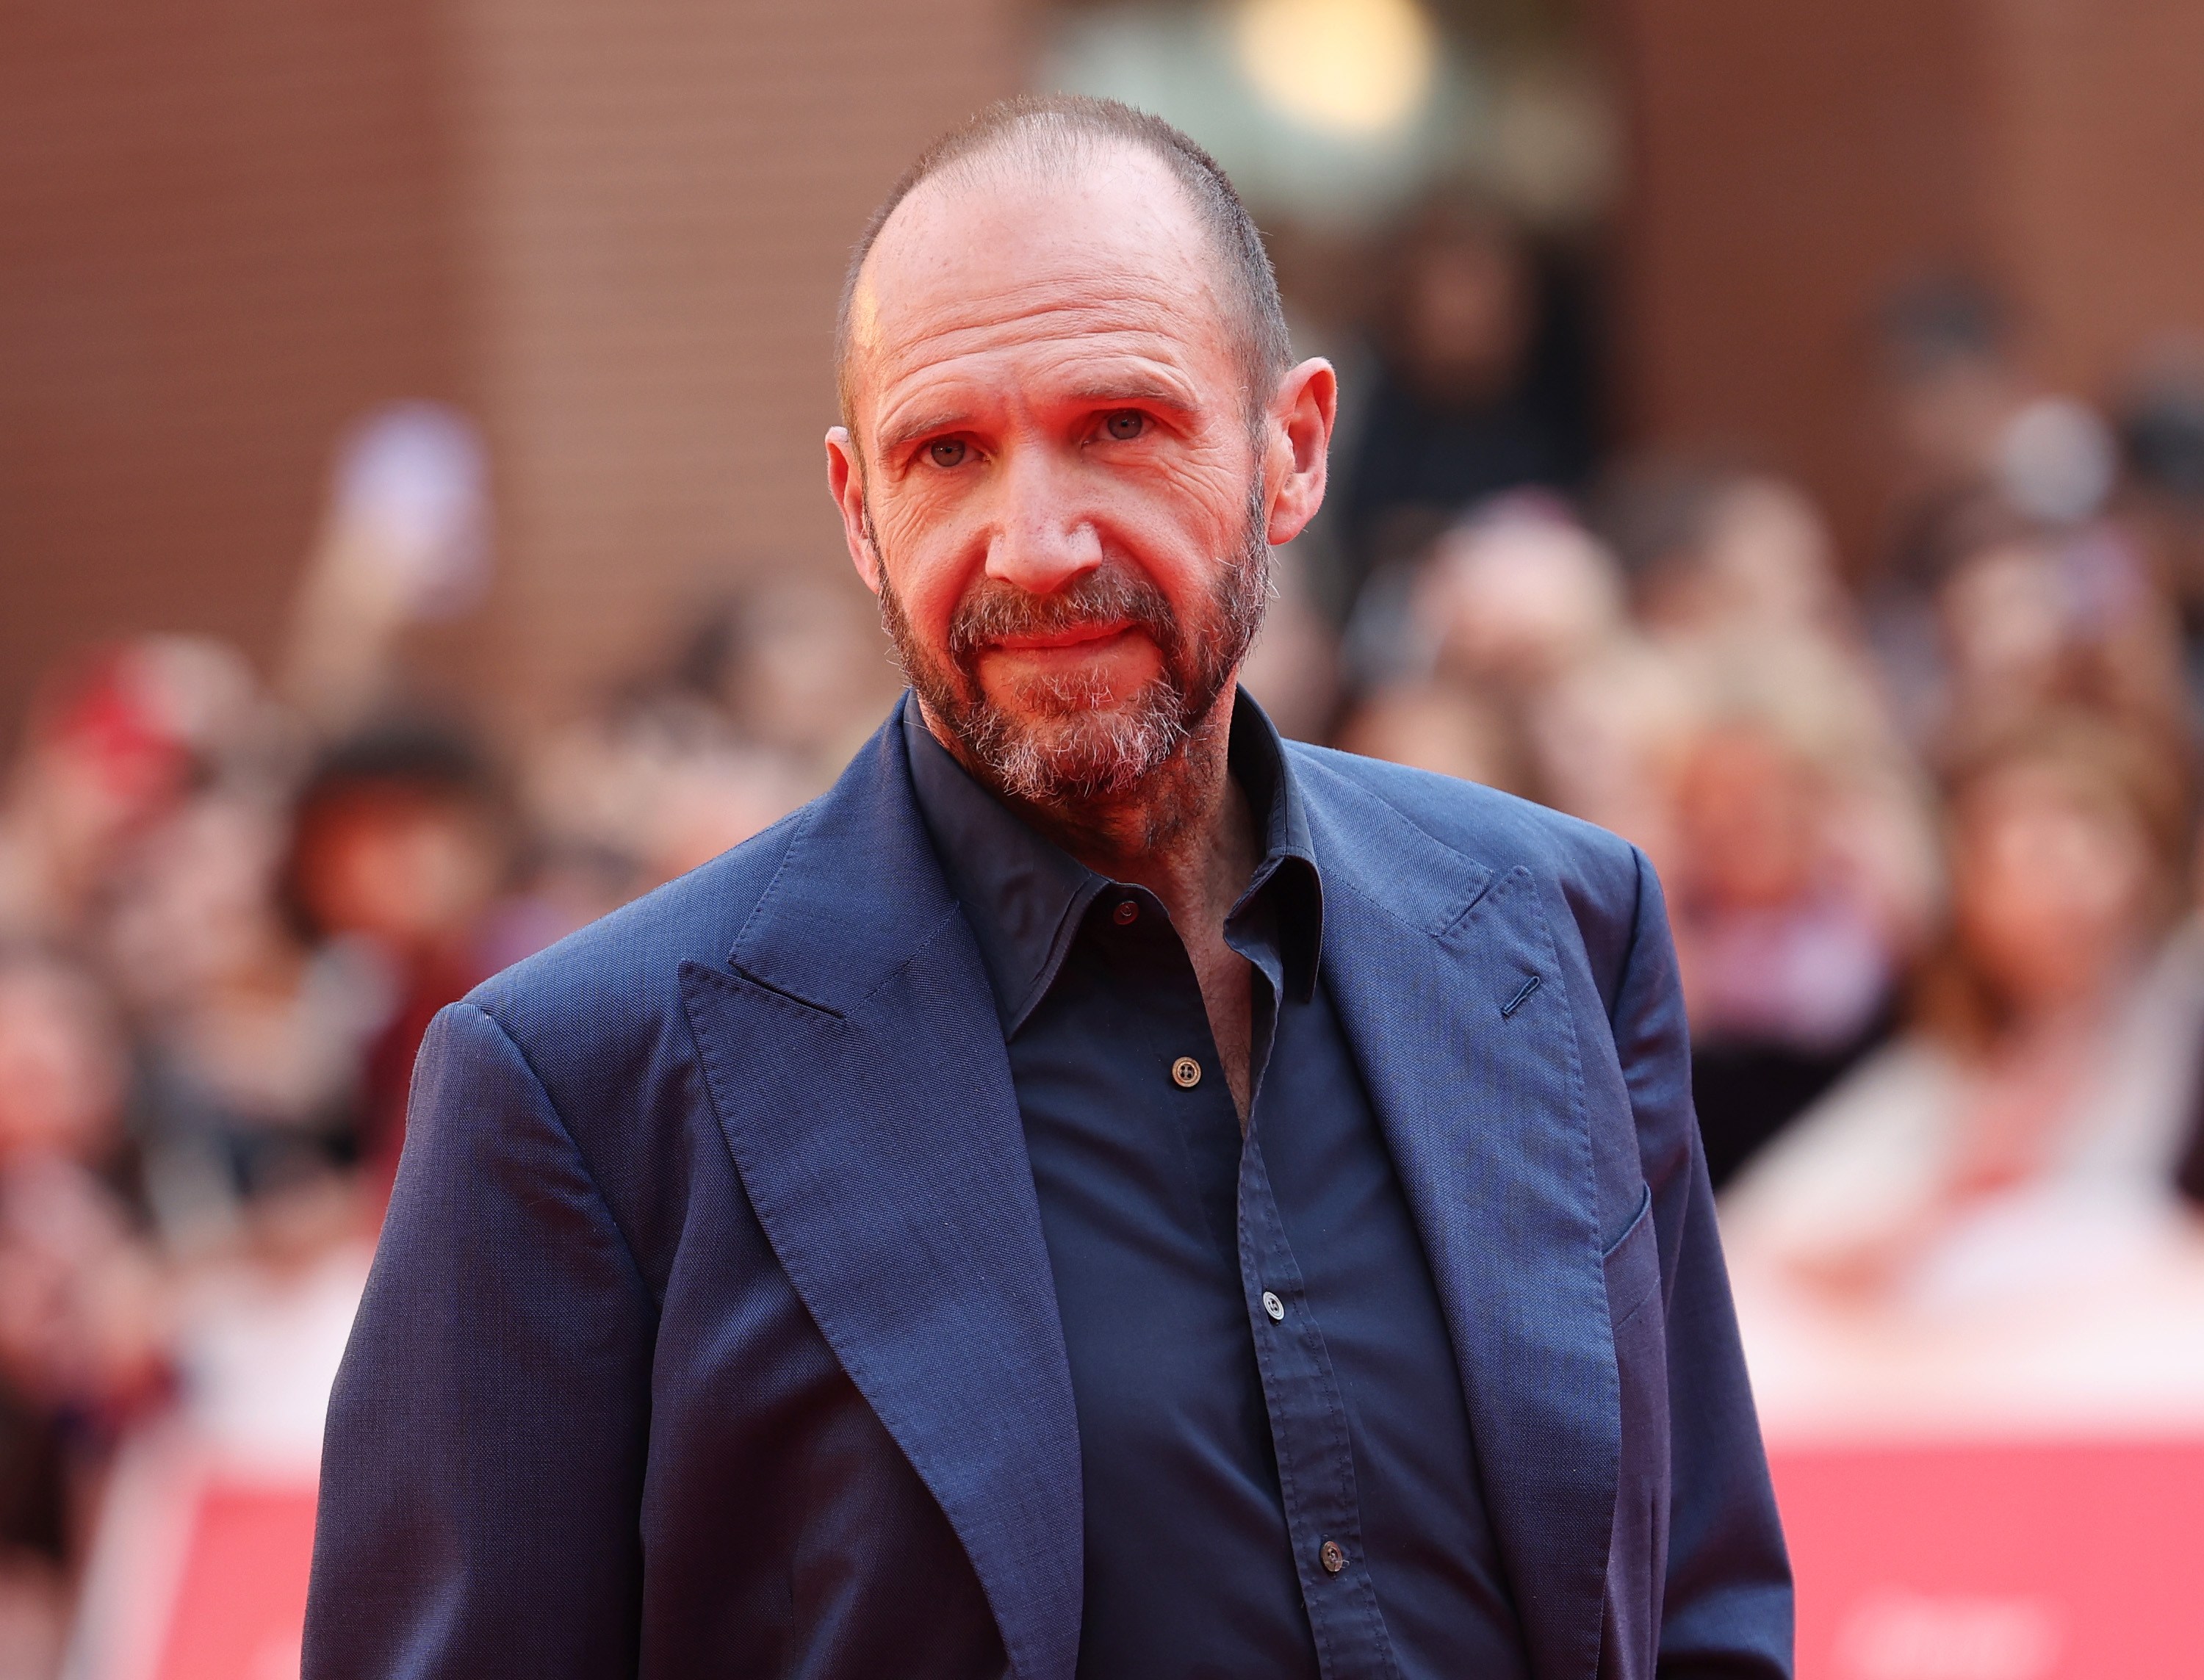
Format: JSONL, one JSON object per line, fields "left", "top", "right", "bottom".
{"left": 1719, "top": 708, "right": 2204, "bottom": 1443}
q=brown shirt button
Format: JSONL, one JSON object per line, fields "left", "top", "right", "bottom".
{"left": 1170, "top": 1056, "right": 1202, "bottom": 1089}
{"left": 1319, "top": 1540, "right": 1347, "bottom": 1574}
{"left": 1112, "top": 899, "right": 1139, "bottom": 926}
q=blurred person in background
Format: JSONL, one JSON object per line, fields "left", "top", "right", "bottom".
{"left": 0, "top": 948, "right": 168, "bottom": 1659}
{"left": 1720, "top": 710, "right": 2204, "bottom": 1440}
{"left": 1876, "top": 281, "right": 2030, "bottom": 546}
{"left": 1602, "top": 461, "right": 1855, "bottom": 651}
{"left": 1875, "top": 278, "right": 2119, "bottom": 560}
{"left": 1597, "top": 461, "right": 1937, "bottom": 1184}
{"left": 665, "top": 571, "right": 905, "bottom": 783}
{"left": 522, "top": 679, "right": 816, "bottom": 918}
{"left": 1333, "top": 680, "right": 1529, "bottom": 795}
{"left": 1334, "top": 190, "right": 1599, "bottom": 624}
{"left": 0, "top": 641, "right": 263, "bottom": 950}
{"left": 1602, "top": 463, "right": 1931, "bottom": 891}
{"left": 1233, "top": 544, "right": 1342, "bottom": 743}
{"left": 104, "top": 783, "right": 386, "bottom": 1250}
{"left": 1664, "top": 699, "right": 1910, "bottom": 1189}
{"left": 2113, "top": 350, "right": 2204, "bottom": 733}
{"left": 281, "top": 724, "right": 519, "bottom": 1189}
{"left": 512, "top": 577, "right": 889, "bottom": 918}
{"left": 1917, "top": 491, "right": 2188, "bottom": 760}
{"left": 1868, "top": 278, "right": 2129, "bottom": 740}
{"left": 1402, "top": 497, "right": 1693, "bottom": 864}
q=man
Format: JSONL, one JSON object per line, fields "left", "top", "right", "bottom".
{"left": 306, "top": 97, "right": 1791, "bottom": 1679}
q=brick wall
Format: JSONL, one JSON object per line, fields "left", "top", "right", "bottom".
{"left": 1613, "top": 0, "right": 2204, "bottom": 569}
{"left": 0, "top": 0, "right": 458, "bottom": 733}
{"left": 0, "top": 0, "right": 1025, "bottom": 737}
{"left": 1610, "top": 0, "right": 1984, "bottom": 564}
{"left": 1979, "top": 0, "right": 2204, "bottom": 396}
{"left": 444, "top": 0, "right": 1026, "bottom": 726}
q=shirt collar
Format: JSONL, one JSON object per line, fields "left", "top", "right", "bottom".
{"left": 903, "top": 689, "right": 1325, "bottom": 1036}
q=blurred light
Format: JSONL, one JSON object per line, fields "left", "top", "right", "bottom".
{"left": 1998, "top": 397, "right": 2116, "bottom": 525}
{"left": 1488, "top": 60, "right": 1618, "bottom": 229}
{"left": 1233, "top": 0, "right": 1438, "bottom": 140}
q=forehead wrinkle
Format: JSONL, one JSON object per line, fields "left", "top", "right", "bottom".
{"left": 874, "top": 308, "right": 1211, "bottom": 392}
{"left": 864, "top": 281, "right": 1228, "bottom": 429}
{"left": 850, "top": 284, "right": 1222, "bottom": 450}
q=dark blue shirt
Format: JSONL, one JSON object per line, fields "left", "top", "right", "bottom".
{"left": 905, "top": 696, "right": 1527, "bottom": 1680}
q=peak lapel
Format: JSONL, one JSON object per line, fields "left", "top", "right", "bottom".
{"left": 1303, "top": 769, "right": 1618, "bottom": 1680}
{"left": 678, "top": 708, "right": 1083, "bottom": 1680}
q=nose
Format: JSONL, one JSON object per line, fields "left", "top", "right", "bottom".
{"left": 982, "top": 444, "right": 1103, "bottom": 595}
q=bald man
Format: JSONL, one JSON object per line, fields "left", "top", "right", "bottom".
{"left": 306, "top": 97, "right": 1791, "bottom": 1680}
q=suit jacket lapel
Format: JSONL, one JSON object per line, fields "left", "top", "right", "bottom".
{"left": 678, "top": 704, "right": 1083, "bottom": 1680}
{"left": 1300, "top": 756, "right": 1618, "bottom": 1680}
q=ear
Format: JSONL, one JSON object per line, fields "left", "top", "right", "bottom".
{"left": 826, "top": 426, "right": 882, "bottom": 595}
{"left": 1262, "top": 358, "right": 1337, "bottom": 547}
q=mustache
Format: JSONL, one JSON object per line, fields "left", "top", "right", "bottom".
{"left": 946, "top": 564, "right": 1181, "bottom": 666}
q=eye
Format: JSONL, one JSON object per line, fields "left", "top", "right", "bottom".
{"left": 1101, "top": 411, "right": 1146, "bottom": 441}
{"left": 927, "top": 439, "right": 968, "bottom": 469}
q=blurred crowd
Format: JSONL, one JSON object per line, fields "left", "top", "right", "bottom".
{"left": 0, "top": 405, "right": 900, "bottom": 1670}
{"left": 1297, "top": 223, "right": 2204, "bottom": 1450}
{"left": 7, "top": 189, "right": 2204, "bottom": 1668}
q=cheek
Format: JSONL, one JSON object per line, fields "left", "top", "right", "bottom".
{"left": 1092, "top": 458, "right": 1257, "bottom": 611}
{"left": 874, "top": 505, "right": 976, "bottom": 635}
{"left": 1142, "top": 453, "right": 1256, "bottom": 549}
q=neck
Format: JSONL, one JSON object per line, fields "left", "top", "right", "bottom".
{"left": 921, "top": 685, "right": 1264, "bottom": 1118}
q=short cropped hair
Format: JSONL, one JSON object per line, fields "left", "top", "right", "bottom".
{"left": 835, "top": 95, "right": 1292, "bottom": 439}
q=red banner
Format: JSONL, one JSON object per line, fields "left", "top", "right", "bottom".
{"left": 1773, "top": 1439, "right": 2204, "bottom": 1679}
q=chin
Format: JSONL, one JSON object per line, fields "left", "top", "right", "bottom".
{"left": 992, "top": 683, "right": 1145, "bottom": 728}
{"left": 976, "top": 700, "right": 1189, "bottom": 805}
{"left": 986, "top": 657, "right": 1160, "bottom": 715}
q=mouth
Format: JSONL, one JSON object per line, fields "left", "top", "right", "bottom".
{"left": 979, "top": 620, "right": 1140, "bottom": 656}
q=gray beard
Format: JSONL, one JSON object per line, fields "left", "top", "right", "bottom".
{"left": 874, "top": 486, "right": 1272, "bottom": 807}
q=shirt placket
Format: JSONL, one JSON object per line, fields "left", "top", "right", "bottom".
{"left": 1237, "top": 1133, "right": 1401, "bottom": 1680}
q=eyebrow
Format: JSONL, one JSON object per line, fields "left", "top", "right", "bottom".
{"left": 1065, "top": 377, "right": 1198, "bottom": 413}
{"left": 876, "top": 408, "right": 973, "bottom": 458}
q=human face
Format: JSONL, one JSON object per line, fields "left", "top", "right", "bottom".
{"left": 826, "top": 147, "right": 1333, "bottom": 807}
{"left": 0, "top": 967, "right": 123, "bottom": 1163}
{"left": 1953, "top": 763, "right": 2155, "bottom": 1015}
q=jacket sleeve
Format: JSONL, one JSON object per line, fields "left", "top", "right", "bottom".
{"left": 1611, "top": 849, "right": 1795, "bottom": 1679}
{"left": 304, "top": 1001, "right": 656, "bottom": 1679}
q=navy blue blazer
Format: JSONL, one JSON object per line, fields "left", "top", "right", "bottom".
{"left": 305, "top": 699, "right": 1792, "bottom": 1680}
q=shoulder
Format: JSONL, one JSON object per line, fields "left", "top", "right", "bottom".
{"left": 1289, "top": 742, "right": 1641, "bottom": 893}
{"left": 1286, "top": 743, "right": 1649, "bottom": 968}
{"left": 463, "top": 807, "right": 807, "bottom": 1076}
